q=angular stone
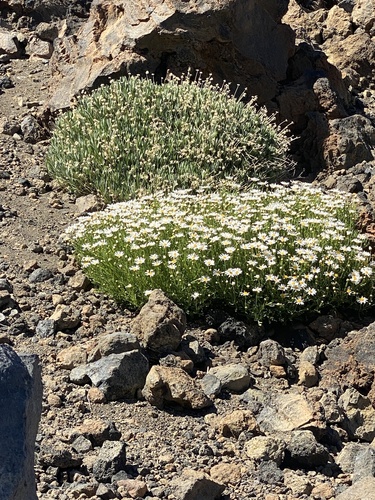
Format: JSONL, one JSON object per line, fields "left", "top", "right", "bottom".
{"left": 353, "top": 447, "right": 375, "bottom": 483}
{"left": 68, "top": 271, "right": 91, "bottom": 291}
{"left": 117, "top": 479, "right": 148, "bottom": 499}
{"left": 29, "top": 267, "right": 53, "bottom": 283}
{"left": 143, "top": 365, "right": 211, "bottom": 410}
{"left": 50, "top": 304, "right": 81, "bottom": 330}
{"left": 70, "top": 364, "right": 90, "bottom": 385}
{"left": 92, "top": 440, "right": 126, "bottom": 482}
{"left": 200, "top": 372, "right": 222, "bottom": 397}
{"left": 319, "top": 391, "right": 344, "bottom": 424}
{"left": 0, "top": 30, "right": 20, "bottom": 57}
{"left": 258, "top": 339, "right": 286, "bottom": 367}
{"left": 284, "top": 470, "right": 312, "bottom": 496}
{"left": 298, "top": 360, "right": 319, "bottom": 388}
{"left": 207, "top": 363, "right": 251, "bottom": 393}
{"left": 131, "top": 289, "right": 186, "bottom": 357}
{"left": 209, "top": 462, "right": 242, "bottom": 485}
{"left": 48, "top": 0, "right": 294, "bottom": 111}
{"left": 308, "top": 315, "right": 342, "bottom": 343}
{"left": 170, "top": 469, "right": 225, "bottom": 500}
{"left": 284, "top": 430, "right": 330, "bottom": 469}
{"left": 336, "top": 443, "right": 370, "bottom": 475}
{"left": 320, "top": 324, "right": 375, "bottom": 393}
{"left": 218, "top": 317, "right": 264, "bottom": 348}
{"left": 72, "top": 435, "right": 93, "bottom": 454}
{"left": 218, "top": 409, "right": 259, "bottom": 438}
{"left": 38, "top": 440, "right": 82, "bottom": 469}
{"left": 352, "top": 0, "right": 375, "bottom": 31}
{"left": 244, "top": 436, "right": 285, "bottom": 465}
{"left": 96, "top": 332, "right": 140, "bottom": 358}
{"left": 73, "top": 419, "right": 121, "bottom": 447}
{"left": 339, "top": 388, "right": 375, "bottom": 442}
{"left": 20, "top": 115, "right": 47, "bottom": 144}
{"left": 256, "top": 390, "right": 317, "bottom": 434}
{"left": 85, "top": 350, "right": 149, "bottom": 401}
{"left": 336, "top": 477, "right": 375, "bottom": 500}
{"left": 25, "top": 36, "right": 52, "bottom": 59}
{"left": 35, "top": 318, "right": 56, "bottom": 338}
{"left": 57, "top": 345, "right": 87, "bottom": 370}
{"left": 75, "top": 194, "right": 102, "bottom": 215}
{"left": 0, "top": 346, "right": 42, "bottom": 500}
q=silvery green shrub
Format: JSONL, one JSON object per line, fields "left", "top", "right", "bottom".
{"left": 46, "top": 72, "right": 291, "bottom": 203}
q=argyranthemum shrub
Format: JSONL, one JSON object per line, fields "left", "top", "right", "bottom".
{"left": 46, "top": 73, "right": 291, "bottom": 203}
{"left": 65, "top": 181, "right": 375, "bottom": 324}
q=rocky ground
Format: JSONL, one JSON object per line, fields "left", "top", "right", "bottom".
{"left": 2, "top": 1, "right": 375, "bottom": 500}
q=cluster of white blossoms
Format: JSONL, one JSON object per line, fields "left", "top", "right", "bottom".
{"left": 66, "top": 181, "right": 375, "bottom": 323}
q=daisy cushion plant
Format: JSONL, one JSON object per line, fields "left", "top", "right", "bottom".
{"left": 46, "top": 72, "right": 291, "bottom": 203}
{"left": 64, "top": 180, "right": 375, "bottom": 324}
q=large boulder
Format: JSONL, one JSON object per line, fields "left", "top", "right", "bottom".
{"left": 47, "top": 0, "right": 295, "bottom": 110}
{"left": 0, "top": 345, "right": 42, "bottom": 500}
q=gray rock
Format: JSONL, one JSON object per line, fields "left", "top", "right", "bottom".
{"left": 96, "top": 482, "right": 117, "bottom": 498}
{"left": 0, "top": 345, "right": 42, "bottom": 500}
{"left": 339, "top": 388, "right": 375, "bottom": 441}
{"left": 241, "top": 388, "right": 266, "bottom": 414}
{"left": 131, "top": 289, "right": 186, "bottom": 357}
{"left": 35, "top": 21, "right": 60, "bottom": 42}
{"left": 35, "top": 318, "right": 56, "bottom": 338}
{"left": 20, "top": 115, "right": 47, "bottom": 144}
{"left": 320, "top": 391, "right": 344, "bottom": 424}
{"left": 96, "top": 332, "right": 140, "bottom": 357}
{"left": 207, "top": 363, "right": 251, "bottom": 393}
{"left": 0, "top": 30, "right": 20, "bottom": 58}
{"left": 284, "top": 470, "right": 312, "bottom": 496}
{"left": 72, "top": 435, "right": 93, "bottom": 454}
{"left": 300, "top": 346, "right": 320, "bottom": 365}
{"left": 257, "top": 460, "right": 284, "bottom": 485}
{"left": 336, "top": 443, "right": 370, "bottom": 474}
{"left": 255, "top": 390, "right": 317, "bottom": 434}
{"left": 326, "top": 115, "right": 375, "bottom": 170}
{"left": 308, "top": 315, "right": 342, "bottom": 342}
{"left": 143, "top": 365, "right": 211, "bottom": 410}
{"left": 258, "top": 339, "right": 286, "bottom": 367}
{"left": 244, "top": 436, "right": 286, "bottom": 465}
{"left": 200, "top": 373, "right": 222, "bottom": 397}
{"left": 180, "top": 336, "right": 206, "bottom": 364}
{"left": 353, "top": 447, "right": 375, "bottom": 483}
{"left": 48, "top": 0, "right": 294, "bottom": 113}
{"left": 69, "top": 364, "right": 91, "bottom": 385}
{"left": 0, "top": 289, "right": 12, "bottom": 308}
{"left": 0, "top": 279, "right": 12, "bottom": 292}
{"left": 85, "top": 350, "right": 149, "bottom": 401}
{"left": 66, "top": 481, "right": 99, "bottom": 498}
{"left": 170, "top": 469, "right": 225, "bottom": 500}
{"left": 92, "top": 440, "right": 126, "bottom": 482}
{"left": 29, "top": 267, "right": 53, "bottom": 283}
{"left": 218, "top": 317, "right": 264, "bottom": 348}
{"left": 284, "top": 430, "right": 330, "bottom": 469}
{"left": 38, "top": 441, "right": 82, "bottom": 469}
{"left": 336, "top": 477, "right": 375, "bottom": 500}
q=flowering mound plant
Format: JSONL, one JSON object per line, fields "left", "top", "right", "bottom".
{"left": 46, "top": 72, "right": 291, "bottom": 203}
{"left": 65, "top": 181, "right": 375, "bottom": 324}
